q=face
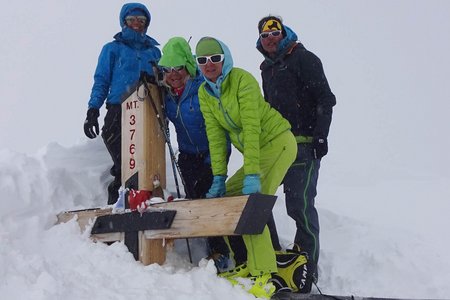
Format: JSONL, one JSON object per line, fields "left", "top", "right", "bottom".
{"left": 163, "top": 67, "right": 189, "bottom": 89}
{"left": 260, "top": 30, "right": 283, "bottom": 55}
{"left": 125, "top": 15, "right": 147, "bottom": 33}
{"left": 196, "top": 54, "right": 224, "bottom": 83}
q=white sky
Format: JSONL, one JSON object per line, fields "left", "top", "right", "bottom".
{"left": 2, "top": 1, "right": 450, "bottom": 177}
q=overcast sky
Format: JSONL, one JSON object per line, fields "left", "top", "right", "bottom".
{"left": 1, "top": 2, "right": 450, "bottom": 298}
{"left": 1, "top": 0, "right": 450, "bottom": 180}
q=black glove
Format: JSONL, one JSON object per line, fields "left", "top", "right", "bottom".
{"left": 312, "top": 137, "right": 328, "bottom": 159}
{"left": 84, "top": 108, "right": 100, "bottom": 139}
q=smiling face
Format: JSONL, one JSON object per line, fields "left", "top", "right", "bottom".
{"left": 260, "top": 30, "right": 283, "bottom": 56}
{"left": 125, "top": 15, "right": 147, "bottom": 33}
{"left": 198, "top": 60, "right": 223, "bottom": 83}
{"left": 196, "top": 54, "right": 224, "bottom": 83}
{"left": 164, "top": 67, "right": 188, "bottom": 89}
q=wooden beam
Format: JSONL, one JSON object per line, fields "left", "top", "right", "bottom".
{"left": 56, "top": 194, "right": 276, "bottom": 265}
{"left": 56, "top": 194, "right": 276, "bottom": 241}
{"left": 144, "top": 194, "right": 276, "bottom": 239}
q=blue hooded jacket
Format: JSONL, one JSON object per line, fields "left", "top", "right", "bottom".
{"left": 88, "top": 3, "right": 161, "bottom": 109}
{"left": 164, "top": 72, "right": 211, "bottom": 155}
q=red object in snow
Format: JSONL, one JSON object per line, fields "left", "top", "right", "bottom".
{"left": 128, "top": 189, "right": 152, "bottom": 211}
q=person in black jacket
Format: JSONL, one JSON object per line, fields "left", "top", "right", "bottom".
{"left": 256, "top": 16, "right": 336, "bottom": 285}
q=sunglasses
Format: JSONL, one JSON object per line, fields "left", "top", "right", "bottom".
{"left": 196, "top": 54, "right": 224, "bottom": 65}
{"left": 161, "top": 66, "right": 185, "bottom": 73}
{"left": 125, "top": 16, "right": 147, "bottom": 25}
{"left": 259, "top": 30, "right": 282, "bottom": 39}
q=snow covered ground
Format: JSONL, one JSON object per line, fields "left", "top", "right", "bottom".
{"left": 1, "top": 1, "right": 450, "bottom": 299}
{"left": 1, "top": 137, "right": 449, "bottom": 300}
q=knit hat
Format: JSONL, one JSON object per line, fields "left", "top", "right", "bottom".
{"left": 158, "top": 37, "right": 197, "bottom": 77}
{"left": 195, "top": 37, "right": 223, "bottom": 56}
{"left": 258, "top": 16, "right": 285, "bottom": 35}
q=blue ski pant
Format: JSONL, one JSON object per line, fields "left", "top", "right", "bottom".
{"left": 284, "top": 142, "right": 321, "bottom": 270}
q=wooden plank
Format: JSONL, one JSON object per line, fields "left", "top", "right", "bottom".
{"left": 56, "top": 208, "right": 113, "bottom": 232}
{"left": 144, "top": 195, "right": 248, "bottom": 239}
{"left": 56, "top": 194, "right": 274, "bottom": 241}
{"left": 55, "top": 194, "right": 276, "bottom": 266}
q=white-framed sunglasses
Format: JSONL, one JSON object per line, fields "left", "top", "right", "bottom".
{"left": 196, "top": 54, "right": 224, "bottom": 65}
{"left": 161, "top": 66, "right": 185, "bottom": 73}
{"left": 259, "top": 30, "right": 282, "bottom": 39}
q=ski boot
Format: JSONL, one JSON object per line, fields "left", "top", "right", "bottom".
{"left": 271, "top": 247, "right": 313, "bottom": 293}
{"left": 208, "top": 252, "right": 230, "bottom": 273}
{"left": 219, "top": 264, "right": 275, "bottom": 299}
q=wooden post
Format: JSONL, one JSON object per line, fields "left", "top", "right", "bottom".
{"left": 121, "top": 82, "right": 166, "bottom": 191}
{"left": 121, "top": 80, "right": 167, "bottom": 265}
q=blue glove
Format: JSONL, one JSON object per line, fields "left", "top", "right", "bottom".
{"left": 206, "top": 175, "right": 227, "bottom": 198}
{"left": 242, "top": 174, "right": 261, "bottom": 195}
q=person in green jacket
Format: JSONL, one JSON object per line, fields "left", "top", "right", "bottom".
{"left": 195, "top": 36, "right": 297, "bottom": 298}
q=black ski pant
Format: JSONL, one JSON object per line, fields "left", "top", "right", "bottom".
{"left": 178, "top": 152, "right": 213, "bottom": 199}
{"left": 101, "top": 104, "right": 122, "bottom": 205}
{"left": 178, "top": 151, "right": 230, "bottom": 257}
{"left": 284, "top": 142, "right": 321, "bottom": 275}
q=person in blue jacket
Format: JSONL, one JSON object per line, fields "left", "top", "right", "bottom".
{"left": 158, "top": 37, "right": 232, "bottom": 268}
{"left": 158, "top": 37, "right": 211, "bottom": 200}
{"left": 83, "top": 3, "right": 161, "bottom": 204}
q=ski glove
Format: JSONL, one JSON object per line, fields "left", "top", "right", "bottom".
{"left": 84, "top": 108, "right": 100, "bottom": 139}
{"left": 242, "top": 174, "right": 261, "bottom": 195}
{"left": 313, "top": 136, "right": 328, "bottom": 159}
{"left": 206, "top": 175, "right": 227, "bottom": 198}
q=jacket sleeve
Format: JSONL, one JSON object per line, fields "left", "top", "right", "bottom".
{"left": 299, "top": 50, "right": 336, "bottom": 138}
{"left": 237, "top": 72, "right": 261, "bottom": 175}
{"left": 198, "top": 87, "right": 229, "bottom": 176}
{"left": 88, "top": 43, "right": 115, "bottom": 109}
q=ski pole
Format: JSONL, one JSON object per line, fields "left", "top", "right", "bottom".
{"left": 139, "top": 73, "right": 187, "bottom": 190}
{"left": 140, "top": 73, "right": 193, "bottom": 264}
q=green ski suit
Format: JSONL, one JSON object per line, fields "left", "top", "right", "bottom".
{"left": 198, "top": 39, "right": 297, "bottom": 276}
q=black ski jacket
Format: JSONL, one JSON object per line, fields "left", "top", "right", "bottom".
{"left": 258, "top": 40, "right": 336, "bottom": 139}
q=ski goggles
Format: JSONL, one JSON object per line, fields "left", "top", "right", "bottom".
{"left": 196, "top": 54, "right": 224, "bottom": 65}
{"left": 161, "top": 66, "right": 185, "bottom": 73}
{"left": 259, "top": 30, "right": 282, "bottom": 39}
{"left": 125, "top": 16, "right": 147, "bottom": 25}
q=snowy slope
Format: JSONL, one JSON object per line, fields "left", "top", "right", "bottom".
{"left": 1, "top": 139, "right": 449, "bottom": 299}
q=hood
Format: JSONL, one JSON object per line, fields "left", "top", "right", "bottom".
{"left": 200, "top": 38, "right": 234, "bottom": 98}
{"left": 119, "top": 3, "right": 151, "bottom": 32}
{"left": 159, "top": 37, "right": 197, "bottom": 77}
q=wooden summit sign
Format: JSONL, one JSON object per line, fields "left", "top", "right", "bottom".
{"left": 121, "top": 80, "right": 166, "bottom": 193}
{"left": 120, "top": 79, "right": 168, "bottom": 264}
{"left": 56, "top": 77, "right": 277, "bottom": 267}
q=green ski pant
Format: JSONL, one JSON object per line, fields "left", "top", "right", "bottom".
{"left": 225, "top": 130, "right": 297, "bottom": 275}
